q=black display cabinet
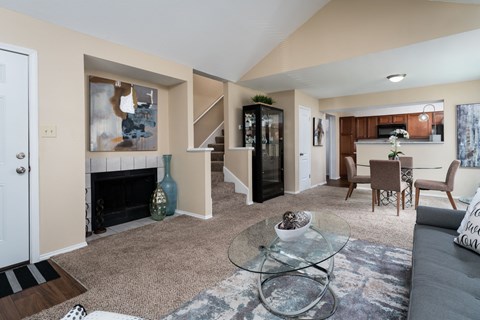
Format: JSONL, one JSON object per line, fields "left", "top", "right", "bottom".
{"left": 243, "top": 103, "right": 284, "bottom": 203}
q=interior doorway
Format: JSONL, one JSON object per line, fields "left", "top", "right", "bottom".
{"left": 298, "top": 106, "right": 311, "bottom": 192}
{"left": 0, "top": 43, "right": 39, "bottom": 268}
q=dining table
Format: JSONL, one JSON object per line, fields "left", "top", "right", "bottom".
{"left": 357, "top": 163, "right": 442, "bottom": 207}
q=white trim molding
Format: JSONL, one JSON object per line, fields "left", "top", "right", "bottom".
{"left": 39, "top": 241, "right": 88, "bottom": 261}
{"left": 223, "top": 166, "right": 253, "bottom": 204}
{"left": 176, "top": 209, "right": 212, "bottom": 220}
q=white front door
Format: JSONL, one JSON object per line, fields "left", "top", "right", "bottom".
{"left": 299, "top": 106, "right": 311, "bottom": 191}
{"left": 0, "top": 49, "right": 30, "bottom": 269}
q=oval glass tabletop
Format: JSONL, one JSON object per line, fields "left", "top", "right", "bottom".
{"left": 228, "top": 211, "right": 350, "bottom": 274}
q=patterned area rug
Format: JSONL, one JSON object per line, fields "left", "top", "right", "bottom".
{"left": 162, "top": 239, "right": 411, "bottom": 319}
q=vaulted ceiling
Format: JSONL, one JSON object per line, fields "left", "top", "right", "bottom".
{"left": 1, "top": 0, "right": 480, "bottom": 98}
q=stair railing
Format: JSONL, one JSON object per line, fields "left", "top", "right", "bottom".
{"left": 194, "top": 95, "right": 224, "bottom": 124}
{"left": 194, "top": 95, "right": 224, "bottom": 148}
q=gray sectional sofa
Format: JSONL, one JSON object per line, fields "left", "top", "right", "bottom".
{"left": 408, "top": 206, "right": 480, "bottom": 320}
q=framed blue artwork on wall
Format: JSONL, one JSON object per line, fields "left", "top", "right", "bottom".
{"left": 89, "top": 76, "right": 157, "bottom": 151}
{"left": 457, "top": 103, "right": 480, "bottom": 167}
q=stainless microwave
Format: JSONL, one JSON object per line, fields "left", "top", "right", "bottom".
{"left": 377, "top": 124, "right": 406, "bottom": 138}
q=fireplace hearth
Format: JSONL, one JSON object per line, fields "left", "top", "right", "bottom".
{"left": 91, "top": 168, "right": 157, "bottom": 233}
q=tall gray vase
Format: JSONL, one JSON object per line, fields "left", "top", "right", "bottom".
{"left": 160, "top": 154, "right": 177, "bottom": 216}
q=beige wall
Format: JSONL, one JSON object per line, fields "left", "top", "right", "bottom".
{"left": 223, "top": 82, "right": 261, "bottom": 191}
{"left": 194, "top": 99, "right": 223, "bottom": 147}
{"left": 319, "top": 80, "right": 480, "bottom": 197}
{"left": 193, "top": 74, "right": 223, "bottom": 119}
{"left": 270, "top": 90, "right": 327, "bottom": 193}
{"left": 242, "top": 0, "right": 480, "bottom": 81}
{"left": 0, "top": 8, "right": 211, "bottom": 257}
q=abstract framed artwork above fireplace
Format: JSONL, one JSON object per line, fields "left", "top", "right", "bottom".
{"left": 85, "top": 155, "right": 165, "bottom": 235}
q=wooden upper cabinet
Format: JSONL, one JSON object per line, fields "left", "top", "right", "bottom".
{"left": 378, "top": 115, "right": 392, "bottom": 124}
{"left": 378, "top": 114, "right": 406, "bottom": 124}
{"left": 366, "top": 116, "right": 378, "bottom": 138}
{"left": 407, "top": 113, "right": 432, "bottom": 138}
{"left": 355, "top": 117, "right": 367, "bottom": 139}
{"left": 433, "top": 111, "right": 444, "bottom": 125}
{"left": 355, "top": 116, "right": 378, "bottom": 139}
{"left": 392, "top": 114, "right": 407, "bottom": 124}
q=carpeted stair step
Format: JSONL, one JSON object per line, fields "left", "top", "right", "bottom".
{"left": 211, "top": 151, "right": 224, "bottom": 162}
{"left": 212, "top": 182, "right": 236, "bottom": 197}
{"left": 208, "top": 143, "right": 224, "bottom": 152}
{"left": 211, "top": 172, "right": 225, "bottom": 185}
{"left": 211, "top": 172, "right": 244, "bottom": 204}
{"left": 215, "top": 136, "right": 224, "bottom": 144}
{"left": 211, "top": 161, "right": 223, "bottom": 172}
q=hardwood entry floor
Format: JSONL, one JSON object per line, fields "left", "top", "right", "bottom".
{"left": 326, "top": 176, "right": 349, "bottom": 188}
{"left": 0, "top": 260, "right": 86, "bottom": 320}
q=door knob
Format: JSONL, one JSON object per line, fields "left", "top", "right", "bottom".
{"left": 16, "top": 167, "right": 26, "bottom": 174}
{"left": 300, "top": 153, "right": 305, "bottom": 156}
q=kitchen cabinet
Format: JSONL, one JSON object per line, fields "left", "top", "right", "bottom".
{"left": 243, "top": 103, "right": 284, "bottom": 203}
{"left": 407, "top": 113, "right": 432, "bottom": 138}
{"left": 356, "top": 116, "right": 378, "bottom": 139}
{"left": 355, "top": 117, "right": 367, "bottom": 139}
{"left": 340, "top": 116, "right": 356, "bottom": 178}
{"left": 378, "top": 114, "right": 407, "bottom": 124}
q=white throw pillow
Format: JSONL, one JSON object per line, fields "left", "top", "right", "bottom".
{"left": 454, "top": 200, "right": 480, "bottom": 254}
{"left": 457, "top": 187, "right": 480, "bottom": 234}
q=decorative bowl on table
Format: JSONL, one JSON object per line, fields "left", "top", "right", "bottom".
{"left": 274, "top": 211, "right": 312, "bottom": 242}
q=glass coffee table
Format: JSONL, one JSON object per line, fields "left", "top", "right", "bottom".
{"left": 228, "top": 211, "right": 350, "bottom": 318}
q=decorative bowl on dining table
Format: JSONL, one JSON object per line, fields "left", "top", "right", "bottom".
{"left": 274, "top": 211, "right": 312, "bottom": 242}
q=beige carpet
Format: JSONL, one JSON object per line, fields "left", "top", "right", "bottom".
{"left": 27, "top": 185, "right": 465, "bottom": 319}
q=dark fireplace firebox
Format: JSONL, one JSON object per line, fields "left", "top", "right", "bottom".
{"left": 91, "top": 168, "right": 157, "bottom": 233}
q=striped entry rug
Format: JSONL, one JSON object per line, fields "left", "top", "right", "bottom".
{"left": 0, "top": 260, "right": 60, "bottom": 298}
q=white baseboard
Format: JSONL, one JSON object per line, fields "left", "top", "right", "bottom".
{"left": 177, "top": 209, "right": 212, "bottom": 220}
{"left": 286, "top": 182, "right": 326, "bottom": 194}
{"left": 38, "top": 241, "right": 88, "bottom": 261}
{"left": 223, "top": 167, "right": 248, "bottom": 194}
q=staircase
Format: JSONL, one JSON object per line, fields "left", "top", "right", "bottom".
{"left": 209, "top": 131, "right": 224, "bottom": 172}
{"left": 211, "top": 172, "right": 245, "bottom": 207}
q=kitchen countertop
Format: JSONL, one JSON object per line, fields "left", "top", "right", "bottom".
{"left": 356, "top": 139, "right": 444, "bottom": 144}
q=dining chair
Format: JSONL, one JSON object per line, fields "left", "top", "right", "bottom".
{"left": 414, "top": 160, "right": 460, "bottom": 209}
{"left": 344, "top": 156, "right": 371, "bottom": 200}
{"left": 370, "top": 160, "right": 408, "bottom": 216}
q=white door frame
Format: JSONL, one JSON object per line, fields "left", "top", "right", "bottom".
{"left": 1, "top": 42, "right": 40, "bottom": 264}
{"left": 298, "top": 106, "right": 311, "bottom": 192}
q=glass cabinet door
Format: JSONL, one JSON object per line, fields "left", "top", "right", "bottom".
{"left": 243, "top": 104, "right": 284, "bottom": 203}
{"left": 261, "top": 110, "right": 283, "bottom": 193}
{"left": 244, "top": 111, "right": 256, "bottom": 148}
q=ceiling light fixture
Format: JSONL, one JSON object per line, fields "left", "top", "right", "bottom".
{"left": 386, "top": 74, "right": 406, "bottom": 83}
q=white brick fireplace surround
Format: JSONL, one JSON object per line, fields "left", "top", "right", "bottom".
{"left": 85, "top": 155, "right": 165, "bottom": 233}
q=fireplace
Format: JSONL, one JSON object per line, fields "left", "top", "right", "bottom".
{"left": 91, "top": 168, "right": 157, "bottom": 232}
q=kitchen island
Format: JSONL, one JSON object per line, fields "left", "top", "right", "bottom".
{"left": 355, "top": 139, "right": 445, "bottom": 183}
